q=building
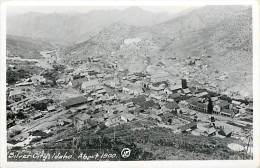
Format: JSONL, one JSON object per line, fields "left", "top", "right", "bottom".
{"left": 218, "top": 127, "right": 232, "bottom": 137}
{"left": 183, "top": 88, "right": 191, "bottom": 94}
{"left": 31, "top": 75, "right": 46, "bottom": 84}
{"left": 168, "top": 93, "right": 182, "bottom": 103}
{"left": 163, "top": 88, "right": 172, "bottom": 95}
{"left": 196, "top": 91, "right": 208, "bottom": 98}
{"left": 14, "top": 82, "right": 34, "bottom": 87}
{"left": 8, "top": 90, "right": 25, "bottom": 102}
{"left": 203, "top": 128, "right": 217, "bottom": 137}
{"left": 170, "top": 84, "right": 182, "bottom": 93}
{"left": 47, "top": 105, "right": 56, "bottom": 112}
{"left": 179, "top": 122, "right": 197, "bottom": 133}
{"left": 81, "top": 79, "right": 99, "bottom": 91}
{"left": 220, "top": 109, "right": 234, "bottom": 117}
{"left": 181, "top": 79, "right": 188, "bottom": 89}
{"left": 120, "top": 113, "right": 136, "bottom": 122}
{"left": 188, "top": 100, "right": 208, "bottom": 113}
{"left": 73, "top": 113, "right": 91, "bottom": 131}
{"left": 165, "top": 101, "right": 179, "bottom": 111}
{"left": 149, "top": 81, "right": 168, "bottom": 91}
{"left": 105, "top": 114, "right": 125, "bottom": 127}
{"left": 62, "top": 96, "right": 88, "bottom": 109}
{"left": 159, "top": 112, "right": 175, "bottom": 124}
{"left": 122, "top": 84, "right": 143, "bottom": 95}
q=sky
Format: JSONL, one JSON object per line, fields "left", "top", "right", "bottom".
{"left": 7, "top": 6, "right": 192, "bottom": 15}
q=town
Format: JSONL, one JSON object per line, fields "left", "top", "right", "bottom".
{"left": 6, "top": 49, "right": 253, "bottom": 160}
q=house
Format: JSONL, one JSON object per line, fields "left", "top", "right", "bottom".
{"left": 220, "top": 109, "right": 234, "bottom": 117}
{"left": 183, "top": 88, "right": 191, "bottom": 94}
{"left": 148, "top": 114, "right": 162, "bottom": 122}
{"left": 211, "top": 96, "right": 219, "bottom": 102}
{"left": 15, "top": 82, "right": 34, "bottom": 87}
{"left": 203, "top": 127, "right": 217, "bottom": 137}
{"left": 168, "top": 93, "right": 182, "bottom": 103}
{"left": 150, "top": 93, "right": 166, "bottom": 101}
{"left": 159, "top": 112, "right": 175, "bottom": 124}
{"left": 57, "top": 118, "right": 72, "bottom": 126}
{"left": 71, "top": 78, "right": 88, "bottom": 88}
{"left": 32, "top": 112, "right": 44, "bottom": 120}
{"left": 9, "top": 90, "right": 25, "bottom": 102}
{"left": 232, "top": 100, "right": 241, "bottom": 105}
{"left": 62, "top": 96, "right": 88, "bottom": 109}
{"left": 169, "top": 84, "right": 182, "bottom": 93}
{"left": 73, "top": 113, "right": 91, "bottom": 131}
{"left": 213, "top": 99, "right": 230, "bottom": 114}
{"left": 149, "top": 81, "right": 168, "bottom": 91}
{"left": 120, "top": 113, "right": 136, "bottom": 122}
{"left": 218, "top": 127, "right": 232, "bottom": 137}
{"left": 125, "top": 102, "right": 135, "bottom": 108}
{"left": 31, "top": 75, "right": 46, "bottom": 84}
{"left": 131, "top": 95, "right": 146, "bottom": 105}
{"left": 122, "top": 84, "right": 143, "bottom": 95}
{"left": 81, "top": 79, "right": 99, "bottom": 91}
{"left": 187, "top": 98, "right": 208, "bottom": 113}
{"left": 105, "top": 114, "right": 125, "bottom": 127}
{"left": 196, "top": 91, "right": 208, "bottom": 98}
{"left": 179, "top": 122, "right": 197, "bottom": 133}
{"left": 214, "top": 100, "right": 230, "bottom": 111}
{"left": 165, "top": 101, "right": 179, "bottom": 111}
{"left": 47, "top": 105, "right": 56, "bottom": 112}
{"left": 163, "top": 88, "right": 172, "bottom": 95}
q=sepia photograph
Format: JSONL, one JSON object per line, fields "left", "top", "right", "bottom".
{"left": 1, "top": 0, "right": 259, "bottom": 167}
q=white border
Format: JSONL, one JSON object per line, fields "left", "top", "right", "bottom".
{"left": 1, "top": 1, "right": 259, "bottom": 168}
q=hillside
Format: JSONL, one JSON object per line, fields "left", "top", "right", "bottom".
{"left": 6, "top": 35, "right": 54, "bottom": 59}
{"left": 63, "top": 5, "right": 252, "bottom": 97}
{"left": 7, "top": 7, "right": 174, "bottom": 45}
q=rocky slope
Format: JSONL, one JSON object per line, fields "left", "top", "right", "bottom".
{"left": 6, "top": 35, "right": 54, "bottom": 59}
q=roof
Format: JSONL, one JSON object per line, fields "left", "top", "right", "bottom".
{"left": 186, "top": 97, "right": 201, "bottom": 103}
{"left": 165, "top": 101, "right": 179, "bottom": 109}
{"left": 121, "top": 113, "right": 135, "bottom": 121}
{"left": 9, "top": 90, "right": 23, "bottom": 96}
{"left": 72, "top": 78, "right": 87, "bottom": 87}
{"left": 221, "top": 109, "right": 233, "bottom": 114}
{"left": 87, "top": 119, "right": 98, "bottom": 127}
{"left": 168, "top": 93, "right": 181, "bottom": 99}
{"left": 206, "top": 128, "right": 216, "bottom": 134}
{"left": 169, "top": 84, "right": 182, "bottom": 91}
{"left": 183, "top": 88, "right": 191, "bottom": 94}
{"left": 62, "top": 96, "right": 88, "bottom": 107}
{"left": 131, "top": 95, "right": 146, "bottom": 105}
{"left": 217, "top": 100, "right": 230, "bottom": 108}
{"left": 196, "top": 91, "right": 208, "bottom": 97}
{"left": 47, "top": 105, "right": 55, "bottom": 111}
{"left": 189, "top": 101, "right": 207, "bottom": 109}
{"left": 179, "top": 122, "right": 197, "bottom": 131}
{"left": 81, "top": 80, "right": 99, "bottom": 89}
{"left": 221, "top": 127, "right": 233, "bottom": 135}
{"left": 75, "top": 113, "right": 90, "bottom": 121}
{"left": 150, "top": 81, "right": 168, "bottom": 91}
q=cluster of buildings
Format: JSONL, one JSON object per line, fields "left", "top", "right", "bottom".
{"left": 6, "top": 57, "right": 253, "bottom": 152}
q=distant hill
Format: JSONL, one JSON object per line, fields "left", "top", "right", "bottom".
{"left": 63, "top": 5, "right": 252, "bottom": 97}
{"left": 7, "top": 7, "right": 174, "bottom": 46}
{"left": 6, "top": 35, "right": 54, "bottom": 59}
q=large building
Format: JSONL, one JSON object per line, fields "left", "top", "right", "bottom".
{"left": 62, "top": 96, "right": 88, "bottom": 109}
